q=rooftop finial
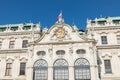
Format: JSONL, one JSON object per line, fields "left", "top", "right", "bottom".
{"left": 72, "top": 19, "right": 75, "bottom": 26}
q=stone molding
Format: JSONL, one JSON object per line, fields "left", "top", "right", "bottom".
{"left": 0, "top": 31, "right": 40, "bottom": 36}
{"left": 19, "top": 57, "right": 28, "bottom": 62}
{"left": 0, "top": 49, "right": 28, "bottom": 54}
{"left": 6, "top": 58, "right": 14, "bottom": 63}
{"left": 97, "top": 45, "right": 120, "bottom": 49}
{"left": 87, "top": 26, "right": 120, "bottom": 31}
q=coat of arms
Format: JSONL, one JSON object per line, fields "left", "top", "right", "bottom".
{"left": 56, "top": 28, "right": 65, "bottom": 39}
{"left": 50, "top": 26, "right": 71, "bottom": 41}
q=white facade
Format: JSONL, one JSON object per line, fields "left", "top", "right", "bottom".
{"left": 0, "top": 16, "right": 120, "bottom": 80}
{"left": 86, "top": 17, "right": 120, "bottom": 80}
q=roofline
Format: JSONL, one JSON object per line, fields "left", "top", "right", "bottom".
{"left": 0, "top": 23, "right": 34, "bottom": 28}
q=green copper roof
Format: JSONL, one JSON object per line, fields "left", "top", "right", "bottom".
{"left": 96, "top": 16, "right": 120, "bottom": 21}
{"left": 0, "top": 23, "right": 34, "bottom": 28}
{"left": 110, "top": 16, "right": 120, "bottom": 20}
{"left": 96, "top": 18, "right": 106, "bottom": 21}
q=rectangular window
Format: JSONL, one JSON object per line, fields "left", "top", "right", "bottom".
{"left": 10, "top": 26, "right": 18, "bottom": 31}
{"left": 22, "top": 40, "right": 28, "bottom": 48}
{"left": 101, "top": 36, "right": 108, "bottom": 44}
{"left": 0, "top": 41, "right": 2, "bottom": 49}
{"left": 98, "top": 21, "right": 106, "bottom": 25}
{"left": 5, "top": 63, "right": 12, "bottom": 76}
{"left": 113, "top": 20, "right": 120, "bottom": 25}
{"left": 116, "top": 35, "right": 120, "bottom": 44}
{"left": 104, "top": 60, "right": 112, "bottom": 73}
{"left": 23, "top": 26, "right": 31, "bottom": 30}
{"left": 0, "top": 27, "right": 6, "bottom": 32}
{"left": 20, "top": 63, "right": 26, "bottom": 75}
{"left": 9, "top": 40, "right": 15, "bottom": 49}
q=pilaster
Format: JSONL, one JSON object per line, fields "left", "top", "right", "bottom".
{"left": 0, "top": 57, "right": 6, "bottom": 79}
{"left": 48, "top": 66, "right": 53, "bottom": 80}
{"left": 69, "top": 66, "right": 74, "bottom": 80}
{"left": 13, "top": 56, "right": 20, "bottom": 79}
{"left": 91, "top": 65, "right": 100, "bottom": 80}
{"left": 26, "top": 59, "right": 33, "bottom": 80}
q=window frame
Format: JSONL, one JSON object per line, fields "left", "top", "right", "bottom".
{"left": 76, "top": 49, "right": 86, "bottom": 54}
{"left": 19, "top": 62, "right": 26, "bottom": 75}
{"left": 74, "top": 58, "right": 91, "bottom": 80}
{"left": 101, "top": 36, "right": 108, "bottom": 44}
{"left": 37, "top": 51, "right": 46, "bottom": 56}
{"left": 53, "top": 59, "right": 69, "bottom": 80}
{"left": 23, "top": 26, "right": 31, "bottom": 30}
{"left": 22, "top": 40, "right": 28, "bottom": 48}
{"left": 33, "top": 59, "right": 48, "bottom": 80}
{"left": 5, "top": 63, "right": 12, "bottom": 76}
{"left": 0, "top": 41, "right": 2, "bottom": 49}
{"left": 104, "top": 60, "right": 112, "bottom": 73}
{"left": 56, "top": 50, "right": 65, "bottom": 55}
{"left": 116, "top": 35, "right": 120, "bottom": 44}
{"left": 9, "top": 40, "right": 15, "bottom": 49}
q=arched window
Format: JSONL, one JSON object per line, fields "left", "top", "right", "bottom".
{"left": 76, "top": 49, "right": 86, "bottom": 54}
{"left": 53, "top": 59, "right": 69, "bottom": 80}
{"left": 33, "top": 59, "right": 48, "bottom": 80}
{"left": 56, "top": 50, "right": 65, "bottom": 55}
{"left": 74, "top": 58, "right": 91, "bottom": 80}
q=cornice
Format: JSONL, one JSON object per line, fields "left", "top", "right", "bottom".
{"left": 101, "top": 77, "right": 120, "bottom": 79}
{"left": 0, "top": 31, "right": 40, "bottom": 36}
{"left": 0, "top": 49, "right": 28, "bottom": 54}
{"left": 94, "top": 26, "right": 120, "bottom": 31}
{"left": 29, "top": 39, "right": 96, "bottom": 46}
{"left": 96, "top": 45, "right": 120, "bottom": 49}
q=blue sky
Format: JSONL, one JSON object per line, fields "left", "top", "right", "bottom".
{"left": 0, "top": 0, "right": 120, "bottom": 30}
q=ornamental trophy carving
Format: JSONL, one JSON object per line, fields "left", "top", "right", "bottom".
{"left": 51, "top": 26, "right": 70, "bottom": 41}
{"left": 56, "top": 27, "right": 65, "bottom": 41}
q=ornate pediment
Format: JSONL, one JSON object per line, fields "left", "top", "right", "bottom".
{"left": 32, "top": 23, "right": 88, "bottom": 45}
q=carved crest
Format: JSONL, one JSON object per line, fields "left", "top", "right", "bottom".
{"left": 50, "top": 26, "right": 71, "bottom": 41}
{"left": 56, "top": 27, "right": 65, "bottom": 39}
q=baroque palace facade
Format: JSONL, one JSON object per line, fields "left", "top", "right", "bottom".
{"left": 0, "top": 16, "right": 120, "bottom": 80}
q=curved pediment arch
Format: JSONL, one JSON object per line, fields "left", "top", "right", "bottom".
{"left": 6, "top": 58, "right": 14, "bottom": 63}
{"left": 31, "top": 23, "right": 90, "bottom": 45}
{"left": 19, "top": 57, "right": 28, "bottom": 62}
